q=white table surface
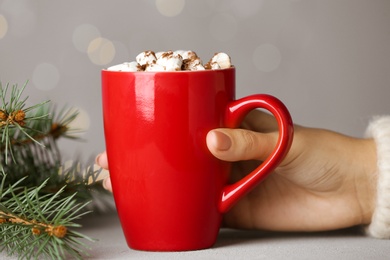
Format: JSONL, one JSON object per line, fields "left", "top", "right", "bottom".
{"left": 82, "top": 213, "right": 390, "bottom": 260}
{"left": 2, "top": 212, "right": 390, "bottom": 259}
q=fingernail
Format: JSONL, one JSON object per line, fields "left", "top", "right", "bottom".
{"left": 212, "top": 130, "right": 232, "bottom": 151}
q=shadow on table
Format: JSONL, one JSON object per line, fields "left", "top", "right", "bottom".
{"left": 214, "top": 226, "right": 365, "bottom": 248}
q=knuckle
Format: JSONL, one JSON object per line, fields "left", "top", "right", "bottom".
{"left": 239, "top": 130, "right": 259, "bottom": 159}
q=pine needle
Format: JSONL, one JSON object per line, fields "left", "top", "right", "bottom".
{"left": 0, "top": 175, "right": 95, "bottom": 259}
{"left": 0, "top": 81, "right": 112, "bottom": 259}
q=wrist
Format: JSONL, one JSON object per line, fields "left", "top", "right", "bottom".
{"left": 353, "top": 138, "right": 377, "bottom": 225}
{"left": 365, "top": 116, "right": 390, "bottom": 238}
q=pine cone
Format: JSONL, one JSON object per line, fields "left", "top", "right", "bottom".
{"left": 0, "top": 110, "right": 7, "bottom": 121}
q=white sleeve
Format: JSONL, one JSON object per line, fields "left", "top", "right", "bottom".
{"left": 365, "top": 116, "right": 390, "bottom": 239}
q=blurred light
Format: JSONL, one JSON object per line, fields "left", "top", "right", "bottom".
{"left": 209, "top": 13, "right": 238, "bottom": 42}
{"left": 253, "top": 44, "right": 282, "bottom": 72}
{"left": 0, "top": 15, "right": 8, "bottom": 39}
{"left": 67, "top": 107, "right": 91, "bottom": 133}
{"left": 87, "top": 37, "right": 116, "bottom": 66}
{"left": 32, "top": 63, "right": 60, "bottom": 91}
{"left": 72, "top": 24, "right": 101, "bottom": 53}
{"left": 0, "top": 0, "right": 37, "bottom": 37}
{"left": 155, "top": 0, "right": 185, "bottom": 17}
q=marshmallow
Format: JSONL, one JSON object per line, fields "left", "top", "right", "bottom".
{"left": 183, "top": 58, "right": 205, "bottom": 71}
{"left": 173, "top": 50, "right": 186, "bottom": 57}
{"left": 136, "top": 50, "right": 157, "bottom": 66}
{"left": 107, "top": 50, "right": 233, "bottom": 72}
{"left": 155, "top": 51, "right": 164, "bottom": 59}
{"left": 107, "top": 61, "right": 141, "bottom": 72}
{"left": 156, "top": 51, "right": 183, "bottom": 71}
{"left": 145, "top": 63, "right": 165, "bottom": 71}
{"left": 178, "top": 50, "right": 204, "bottom": 70}
{"left": 175, "top": 50, "right": 198, "bottom": 61}
{"left": 205, "top": 52, "right": 232, "bottom": 70}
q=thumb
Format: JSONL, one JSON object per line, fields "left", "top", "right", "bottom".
{"left": 206, "top": 128, "right": 278, "bottom": 162}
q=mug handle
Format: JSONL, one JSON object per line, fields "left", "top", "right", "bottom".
{"left": 218, "top": 94, "right": 294, "bottom": 213}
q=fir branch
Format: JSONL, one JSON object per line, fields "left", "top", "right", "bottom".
{"left": 0, "top": 175, "right": 95, "bottom": 259}
{"left": 0, "top": 81, "right": 113, "bottom": 259}
{"left": 0, "top": 81, "right": 83, "bottom": 170}
{"left": 0, "top": 82, "right": 50, "bottom": 162}
{"left": 0, "top": 139, "right": 112, "bottom": 212}
{"left": 50, "top": 106, "right": 82, "bottom": 140}
{"left": 2, "top": 105, "right": 83, "bottom": 152}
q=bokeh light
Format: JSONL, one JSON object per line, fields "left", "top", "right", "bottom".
{"left": 87, "top": 37, "right": 116, "bottom": 66}
{"left": 67, "top": 107, "right": 91, "bottom": 133}
{"left": 72, "top": 24, "right": 101, "bottom": 53}
{"left": 0, "top": 0, "right": 37, "bottom": 37}
{"left": 155, "top": 0, "right": 185, "bottom": 17}
{"left": 252, "top": 44, "right": 282, "bottom": 72}
{"left": 209, "top": 13, "right": 238, "bottom": 42}
{"left": 0, "top": 14, "right": 8, "bottom": 39}
{"left": 32, "top": 63, "right": 60, "bottom": 91}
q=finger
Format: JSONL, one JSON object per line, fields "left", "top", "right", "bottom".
{"left": 206, "top": 128, "right": 278, "bottom": 162}
{"left": 103, "top": 177, "right": 113, "bottom": 192}
{"left": 242, "top": 110, "right": 279, "bottom": 133}
{"left": 95, "top": 151, "right": 109, "bottom": 169}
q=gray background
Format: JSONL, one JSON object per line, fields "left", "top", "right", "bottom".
{"left": 1, "top": 1, "right": 390, "bottom": 259}
{"left": 0, "top": 0, "right": 389, "bottom": 159}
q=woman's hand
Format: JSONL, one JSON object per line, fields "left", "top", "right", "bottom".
{"left": 96, "top": 110, "right": 377, "bottom": 232}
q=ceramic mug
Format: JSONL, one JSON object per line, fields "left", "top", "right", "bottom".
{"left": 101, "top": 67, "right": 293, "bottom": 251}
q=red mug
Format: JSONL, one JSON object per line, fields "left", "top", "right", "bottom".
{"left": 101, "top": 67, "right": 293, "bottom": 251}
